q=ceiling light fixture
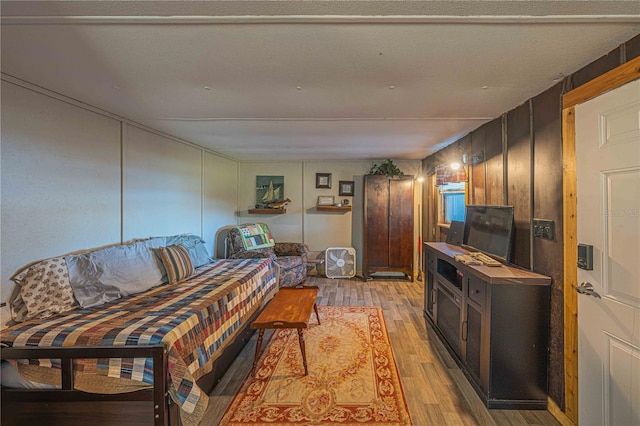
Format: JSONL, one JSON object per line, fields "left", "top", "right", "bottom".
{"left": 482, "top": 85, "right": 488, "bottom": 90}
{"left": 296, "top": 86, "right": 302, "bottom": 90}
{"left": 389, "top": 85, "right": 395, "bottom": 90}
{"left": 203, "top": 86, "right": 211, "bottom": 90}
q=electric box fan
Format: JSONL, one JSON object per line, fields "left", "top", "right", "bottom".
{"left": 325, "top": 247, "right": 356, "bottom": 279}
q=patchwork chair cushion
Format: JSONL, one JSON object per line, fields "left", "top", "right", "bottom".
{"left": 227, "top": 224, "right": 308, "bottom": 287}
{"left": 235, "top": 223, "right": 275, "bottom": 250}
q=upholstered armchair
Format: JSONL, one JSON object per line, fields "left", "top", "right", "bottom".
{"left": 226, "top": 223, "right": 308, "bottom": 287}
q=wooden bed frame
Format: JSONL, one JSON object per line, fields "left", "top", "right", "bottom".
{"left": 1, "top": 309, "right": 260, "bottom": 426}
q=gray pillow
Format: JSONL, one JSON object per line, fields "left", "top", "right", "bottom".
{"left": 165, "top": 234, "right": 212, "bottom": 268}
{"left": 65, "top": 238, "right": 166, "bottom": 308}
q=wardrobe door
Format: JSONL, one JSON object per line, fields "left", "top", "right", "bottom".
{"left": 364, "top": 175, "right": 390, "bottom": 272}
{"left": 364, "top": 175, "right": 414, "bottom": 280}
{"left": 388, "top": 178, "right": 413, "bottom": 272}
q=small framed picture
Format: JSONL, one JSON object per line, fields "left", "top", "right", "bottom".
{"left": 317, "top": 195, "right": 335, "bottom": 206}
{"left": 339, "top": 181, "right": 354, "bottom": 196}
{"left": 316, "top": 173, "right": 332, "bottom": 189}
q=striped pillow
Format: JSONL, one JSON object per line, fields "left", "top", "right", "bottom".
{"left": 157, "top": 244, "right": 195, "bottom": 284}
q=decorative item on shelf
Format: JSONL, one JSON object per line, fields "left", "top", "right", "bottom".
{"left": 342, "top": 199, "right": 350, "bottom": 206}
{"left": 267, "top": 198, "right": 291, "bottom": 209}
{"left": 256, "top": 175, "right": 285, "bottom": 209}
{"left": 317, "top": 195, "right": 335, "bottom": 206}
{"left": 338, "top": 180, "right": 354, "bottom": 196}
{"left": 367, "top": 159, "right": 404, "bottom": 178}
{"left": 315, "top": 173, "right": 332, "bottom": 189}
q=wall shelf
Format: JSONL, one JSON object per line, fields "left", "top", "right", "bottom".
{"left": 316, "top": 205, "right": 351, "bottom": 212}
{"left": 248, "top": 208, "right": 286, "bottom": 215}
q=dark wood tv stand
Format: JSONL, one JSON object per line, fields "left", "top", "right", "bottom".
{"left": 423, "top": 242, "right": 551, "bottom": 410}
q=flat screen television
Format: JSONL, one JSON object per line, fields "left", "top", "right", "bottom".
{"left": 462, "top": 205, "right": 515, "bottom": 264}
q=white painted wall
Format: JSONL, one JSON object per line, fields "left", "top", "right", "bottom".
{"left": 204, "top": 151, "right": 238, "bottom": 258}
{"left": 0, "top": 81, "right": 239, "bottom": 315}
{"left": 1, "top": 81, "right": 121, "bottom": 306}
{"left": 123, "top": 124, "right": 202, "bottom": 240}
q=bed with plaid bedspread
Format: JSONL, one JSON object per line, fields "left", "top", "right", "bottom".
{"left": 0, "top": 258, "right": 279, "bottom": 425}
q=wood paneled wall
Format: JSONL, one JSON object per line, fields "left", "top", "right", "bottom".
{"left": 470, "top": 126, "right": 486, "bottom": 205}
{"left": 423, "top": 32, "right": 640, "bottom": 412}
{"left": 483, "top": 118, "right": 504, "bottom": 206}
{"left": 532, "top": 84, "right": 565, "bottom": 406}
{"left": 506, "top": 102, "right": 532, "bottom": 269}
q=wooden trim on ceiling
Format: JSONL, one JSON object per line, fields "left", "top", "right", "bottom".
{"left": 560, "top": 54, "right": 640, "bottom": 426}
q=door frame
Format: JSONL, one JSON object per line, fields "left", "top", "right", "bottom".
{"left": 561, "top": 56, "right": 640, "bottom": 425}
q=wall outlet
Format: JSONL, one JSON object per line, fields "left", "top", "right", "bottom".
{"left": 533, "top": 219, "right": 555, "bottom": 240}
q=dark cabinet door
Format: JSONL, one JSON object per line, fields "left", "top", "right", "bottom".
{"left": 436, "top": 279, "right": 462, "bottom": 357}
{"left": 364, "top": 176, "right": 390, "bottom": 269}
{"left": 464, "top": 275, "right": 487, "bottom": 393}
{"left": 424, "top": 250, "right": 436, "bottom": 319}
{"left": 363, "top": 175, "right": 413, "bottom": 279}
{"left": 465, "top": 302, "right": 482, "bottom": 385}
{"left": 425, "top": 270, "right": 435, "bottom": 318}
{"left": 388, "top": 178, "right": 413, "bottom": 268}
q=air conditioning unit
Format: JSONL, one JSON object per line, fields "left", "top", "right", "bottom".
{"left": 325, "top": 247, "right": 356, "bottom": 279}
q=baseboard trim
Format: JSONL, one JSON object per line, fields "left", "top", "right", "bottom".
{"left": 547, "top": 397, "right": 575, "bottom": 426}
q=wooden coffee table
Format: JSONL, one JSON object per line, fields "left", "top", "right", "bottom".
{"left": 251, "top": 285, "right": 320, "bottom": 376}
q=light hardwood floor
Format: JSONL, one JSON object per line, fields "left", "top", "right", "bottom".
{"left": 203, "top": 277, "right": 560, "bottom": 425}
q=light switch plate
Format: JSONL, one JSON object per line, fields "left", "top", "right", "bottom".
{"left": 533, "top": 219, "right": 555, "bottom": 240}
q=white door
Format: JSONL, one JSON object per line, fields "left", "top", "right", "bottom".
{"left": 575, "top": 79, "right": 640, "bottom": 426}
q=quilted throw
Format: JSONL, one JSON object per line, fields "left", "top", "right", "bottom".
{"left": 237, "top": 223, "right": 275, "bottom": 250}
{"left": 0, "top": 258, "right": 279, "bottom": 421}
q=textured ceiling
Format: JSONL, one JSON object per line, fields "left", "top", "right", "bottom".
{"left": 2, "top": 1, "right": 640, "bottom": 161}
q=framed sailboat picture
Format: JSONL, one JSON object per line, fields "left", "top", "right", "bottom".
{"left": 256, "top": 176, "right": 284, "bottom": 208}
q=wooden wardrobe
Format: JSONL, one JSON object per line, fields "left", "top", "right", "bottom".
{"left": 363, "top": 174, "right": 414, "bottom": 280}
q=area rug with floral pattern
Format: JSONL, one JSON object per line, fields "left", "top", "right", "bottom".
{"left": 220, "top": 306, "right": 412, "bottom": 425}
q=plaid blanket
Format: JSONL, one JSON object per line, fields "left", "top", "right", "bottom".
{"left": 0, "top": 258, "right": 279, "bottom": 418}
